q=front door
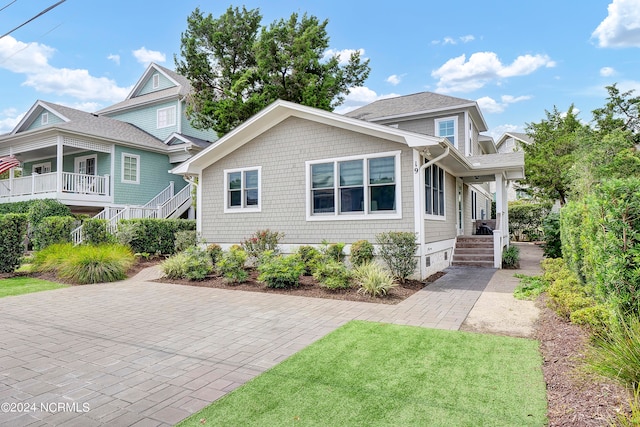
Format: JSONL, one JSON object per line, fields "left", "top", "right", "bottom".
{"left": 75, "top": 155, "right": 96, "bottom": 175}
{"left": 457, "top": 179, "right": 464, "bottom": 236}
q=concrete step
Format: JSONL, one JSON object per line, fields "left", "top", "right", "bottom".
{"left": 451, "top": 259, "right": 495, "bottom": 267}
{"left": 454, "top": 247, "right": 494, "bottom": 255}
{"left": 452, "top": 254, "right": 494, "bottom": 262}
{"left": 455, "top": 242, "right": 493, "bottom": 249}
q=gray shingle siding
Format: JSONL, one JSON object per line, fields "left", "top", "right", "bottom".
{"left": 200, "top": 117, "right": 416, "bottom": 245}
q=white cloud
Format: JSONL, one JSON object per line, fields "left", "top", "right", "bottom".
{"left": 476, "top": 94, "right": 532, "bottom": 114}
{"left": 460, "top": 35, "right": 475, "bottom": 43}
{"left": 334, "top": 86, "right": 399, "bottom": 114}
{"left": 323, "top": 48, "right": 366, "bottom": 65}
{"left": 0, "top": 109, "right": 23, "bottom": 134}
{"left": 443, "top": 37, "right": 456, "bottom": 45}
{"left": 431, "top": 51, "right": 555, "bottom": 93}
{"left": 107, "top": 54, "right": 120, "bottom": 65}
{"left": 0, "top": 36, "right": 54, "bottom": 73}
{"left": 592, "top": 0, "right": 640, "bottom": 48}
{"left": 600, "top": 66, "right": 616, "bottom": 76}
{"left": 386, "top": 74, "right": 401, "bottom": 85}
{"left": 489, "top": 123, "right": 521, "bottom": 140}
{"left": 132, "top": 47, "right": 166, "bottom": 66}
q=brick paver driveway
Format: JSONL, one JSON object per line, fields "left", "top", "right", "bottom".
{"left": 0, "top": 266, "right": 493, "bottom": 426}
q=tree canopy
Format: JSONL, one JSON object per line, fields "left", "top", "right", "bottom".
{"left": 175, "top": 6, "right": 370, "bottom": 136}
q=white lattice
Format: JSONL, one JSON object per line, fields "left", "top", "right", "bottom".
{"left": 63, "top": 137, "right": 111, "bottom": 153}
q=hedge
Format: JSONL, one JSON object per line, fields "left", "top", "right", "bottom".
{"left": 560, "top": 178, "right": 640, "bottom": 315}
{"left": 118, "top": 218, "right": 196, "bottom": 255}
{"left": 0, "top": 213, "right": 28, "bottom": 273}
{"left": 31, "top": 216, "right": 76, "bottom": 250}
{"left": 508, "top": 200, "right": 552, "bottom": 242}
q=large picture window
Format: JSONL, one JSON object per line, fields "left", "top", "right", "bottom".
{"left": 425, "top": 164, "right": 445, "bottom": 217}
{"left": 224, "top": 167, "right": 261, "bottom": 212}
{"left": 307, "top": 152, "right": 401, "bottom": 220}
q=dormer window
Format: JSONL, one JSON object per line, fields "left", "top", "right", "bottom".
{"left": 41, "top": 112, "right": 49, "bottom": 125}
{"left": 152, "top": 73, "right": 160, "bottom": 89}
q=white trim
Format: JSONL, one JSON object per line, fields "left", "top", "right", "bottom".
{"left": 223, "top": 166, "right": 261, "bottom": 213}
{"left": 424, "top": 162, "right": 446, "bottom": 221}
{"left": 157, "top": 106, "right": 176, "bottom": 129}
{"left": 41, "top": 112, "right": 49, "bottom": 125}
{"left": 435, "top": 116, "right": 458, "bottom": 150}
{"left": 152, "top": 73, "right": 160, "bottom": 89}
{"left": 74, "top": 154, "right": 97, "bottom": 175}
{"left": 121, "top": 153, "right": 140, "bottom": 184}
{"left": 32, "top": 162, "right": 51, "bottom": 174}
{"left": 305, "top": 150, "right": 402, "bottom": 221}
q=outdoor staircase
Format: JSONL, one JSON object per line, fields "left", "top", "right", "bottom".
{"left": 72, "top": 182, "right": 193, "bottom": 244}
{"left": 451, "top": 235, "right": 494, "bottom": 267}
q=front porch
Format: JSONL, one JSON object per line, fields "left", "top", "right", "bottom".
{"left": 0, "top": 171, "right": 111, "bottom": 205}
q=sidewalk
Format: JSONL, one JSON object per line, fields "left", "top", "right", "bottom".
{"left": 460, "top": 242, "right": 543, "bottom": 337}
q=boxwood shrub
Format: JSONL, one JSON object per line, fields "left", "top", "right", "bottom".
{"left": 0, "top": 213, "right": 28, "bottom": 273}
{"left": 118, "top": 218, "right": 196, "bottom": 255}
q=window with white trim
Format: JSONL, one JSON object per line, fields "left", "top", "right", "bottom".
{"left": 308, "top": 152, "right": 400, "bottom": 219}
{"left": 41, "top": 112, "right": 49, "bottom": 125}
{"left": 32, "top": 162, "right": 51, "bottom": 175}
{"left": 121, "top": 153, "right": 140, "bottom": 184}
{"left": 224, "top": 167, "right": 261, "bottom": 212}
{"left": 425, "top": 164, "right": 445, "bottom": 217}
{"left": 157, "top": 106, "right": 176, "bottom": 128}
{"left": 435, "top": 117, "right": 457, "bottom": 149}
{"left": 152, "top": 73, "right": 160, "bottom": 89}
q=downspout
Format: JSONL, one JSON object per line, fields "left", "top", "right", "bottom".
{"left": 416, "top": 144, "right": 450, "bottom": 279}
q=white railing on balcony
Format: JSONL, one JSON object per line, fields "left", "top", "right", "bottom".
{"left": 0, "top": 172, "right": 110, "bottom": 198}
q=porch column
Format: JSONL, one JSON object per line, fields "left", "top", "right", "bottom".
{"left": 493, "top": 173, "right": 505, "bottom": 268}
{"left": 56, "top": 136, "right": 63, "bottom": 193}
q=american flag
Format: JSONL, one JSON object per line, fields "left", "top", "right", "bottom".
{"left": 0, "top": 155, "right": 20, "bottom": 175}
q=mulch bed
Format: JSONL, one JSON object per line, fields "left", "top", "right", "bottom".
{"left": 154, "top": 269, "right": 446, "bottom": 305}
{"left": 535, "top": 295, "right": 632, "bottom": 426}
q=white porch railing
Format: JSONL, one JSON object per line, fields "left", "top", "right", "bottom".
{"left": 0, "top": 172, "right": 110, "bottom": 198}
{"left": 143, "top": 182, "right": 174, "bottom": 208}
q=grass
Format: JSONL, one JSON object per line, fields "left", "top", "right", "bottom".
{"left": 0, "top": 277, "right": 66, "bottom": 298}
{"left": 514, "top": 274, "right": 548, "bottom": 300}
{"left": 178, "top": 321, "right": 547, "bottom": 427}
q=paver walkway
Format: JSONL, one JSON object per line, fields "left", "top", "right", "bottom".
{"left": 0, "top": 264, "right": 496, "bottom": 426}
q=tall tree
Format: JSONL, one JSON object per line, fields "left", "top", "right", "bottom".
{"left": 176, "top": 7, "right": 370, "bottom": 136}
{"left": 592, "top": 83, "right": 640, "bottom": 145}
{"left": 521, "top": 105, "right": 586, "bottom": 206}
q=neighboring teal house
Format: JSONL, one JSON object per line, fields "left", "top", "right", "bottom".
{"left": 0, "top": 63, "right": 215, "bottom": 225}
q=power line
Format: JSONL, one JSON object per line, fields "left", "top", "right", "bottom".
{"left": 0, "top": 0, "right": 66, "bottom": 40}
{"left": 0, "top": 1, "right": 18, "bottom": 13}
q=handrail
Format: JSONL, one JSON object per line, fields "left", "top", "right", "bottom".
{"left": 159, "top": 183, "right": 192, "bottom": 218}
{"left": 143, "top": 182, "right": 174, "bottom": 208}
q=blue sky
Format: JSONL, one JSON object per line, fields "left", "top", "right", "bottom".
{"left": 1, "top": 0, "right": 639, "bottom": 138}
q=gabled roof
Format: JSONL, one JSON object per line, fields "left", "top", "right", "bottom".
{"left": 171, "top": 99, "right": 524, "bottom": 181}
{"left": 171, "top": 100, "right": 446, "bottom": 175}
{"left": 495, "top": 132, "right": 533, "bottom": 149}
{"left": 97, "top": 63, "right": 191, "bottom": 115}
{"left": 345, "top": 92, "right": 488, "bottom": 132}
{"left": 165, "top": 133, "right": 214, "bottom": 149}
{"left": 2, "top": 101, "right": 168, "bottom": 151}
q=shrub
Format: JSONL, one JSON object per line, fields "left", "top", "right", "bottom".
{"left": 353, "top": 262, "right": 397, "bottom": 297}
{"left": 295, "top": 245, "right": 322, "bottom": 275}
{"left": 31, "top": 216, "right": 75, "bottom": 250}
{"left": 217, "top": 247, "right": 248, "bottom": 283}
{"left": 258, "top": 253, "right": 305, "bottom": 288}
{"left": 350, "top": 240, "right": 374, "bottom": 267}
{"left": 541, "top": 212, "right": 562, "bottom": 258}
{"left": 119, "top": 218, "right": 196, "bottom": 255}
{"left": 242, "top": 229, "right": 284, "bottom": 262}
{"left": 502, "top": 245, "right": 520, "bottom": 269}
{"left": 570, "top": 305, "right": 612, "bottom": 331}
{"left": 161, "top": 252, "right": 190, "bottom": 279}
{"left": 178, "top": 247, "right": 214, "bottom": 280}
{"left": 324, "top": 242, "right": 346, "bottom": 263}
{"left": 313, "top": 260, "right": 352, "bottom": 290}
{"left": 35, "top": 243, "right": 135, "bottom": 284}
{"left": 588, "top": 314, "right": 640, "bottom": 389}
{"left": 375, "top": 231, "right": 417, "bottom": 284}
{"left": 508, "top": 200, "right": 552, "bottom": 242}
{"left": 174, "top": 230, "right": 197, "bottom": 252}
{"left": 27, "top": 199, "right": 71, "bottom": 227}
{"left": 0, "top": 213, "right": 28, "bottom": 273}
{"left": 206, "top": 243, "right": 223, "bottom": 266}
{"left": 116, "top": 221, "right": 144, "bottom": 247}
{"left": 83, "top": 218, "right": 115, "bottom": 245}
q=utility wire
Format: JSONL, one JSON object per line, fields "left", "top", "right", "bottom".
{"left": 0, "top": 23, "right": 63, "bottom": 65}
{"left": 0, "top": 0, "right": 65, "bottom": 40}
{"left": 0, "top": 1, "right": 18, "bottom": 13}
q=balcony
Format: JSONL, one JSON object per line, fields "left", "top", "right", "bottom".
{"left": 0, "top": 172, "right": 111, "bottom": 204}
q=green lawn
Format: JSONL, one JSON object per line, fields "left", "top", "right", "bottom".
{"left": 178, "top": 320, "right": 547, "bottom": 427}
{"left": 0, "top": 277, "right": 66, "bottom": 298}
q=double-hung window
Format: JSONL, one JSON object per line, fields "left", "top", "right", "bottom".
{"left": 224, "top": 167, "right": 261, "bottom": 212}
{"left": 122, "top": 153, "right": 140, "bottom": 184}
{"left": 308, "top": 151, "right": 401, "bottom": 220}
{"left": 425, "top": 164, "right": 445, "bottom": 218}
{"left": 435, "top": 117, "right": 457, "bottom": 149}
